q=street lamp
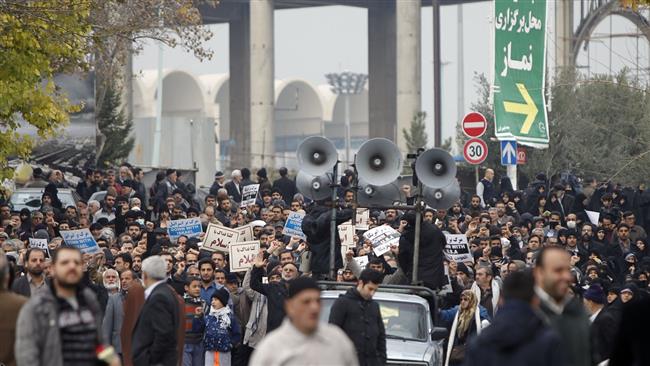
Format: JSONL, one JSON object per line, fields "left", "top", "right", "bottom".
{"left": 325, "top": 71, "right": 368, "bottom": 166}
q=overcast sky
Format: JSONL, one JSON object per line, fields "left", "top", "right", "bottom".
{"left": 133, "top": 2, "right": 650, "bottom": 152}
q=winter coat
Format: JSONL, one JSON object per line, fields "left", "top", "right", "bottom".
{"left": 15, "top": 286, "right": 105, "bottom": 366}
{"left": 328, "top": 288, "right": 386, "bottom": 366}
{"left": 538, "top": 294, "right": 592, "bottom": 366}
{"left": 272, "top": 176, "right": 298, "bottom": 205}
{"left": 0, "top": 291, "right": 27, "bottom": 366}
{"left": 102, "top": 291, "right": 126, "bottom": 354}
{"left": 398, "top": 220, "right": 446, "bottom": 290}
{"left": 243, "top": 268, "right": 268, "bottom": 348}
{"left": 250, "top": 265, "right": 289, "bottom": 332}
{"left": 591, "top": 307, "right": 620, "bottom": 364}
{"left": 465, "top": 300, "right": 565, "bottom": 366}
{"left": 203, "top": 309, "right": 241, "bottom": 352}
{"left": 301, "top": 206, "right": 353, "bottom": 277}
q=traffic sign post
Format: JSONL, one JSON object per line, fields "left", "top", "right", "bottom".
{"left": 517, "top": 147, "right": 527, "bottom": 164}
{"left": 462, "top": 112, "right": 488, "bottom": 138}
{"left": 463, "top": 138, "right": 488, "bottom": 165}
{"left": 493, "top": 0, "right": 549, "bottom": 147}
{"left": 501, "top": 140, "right": 517, "bottom": 166}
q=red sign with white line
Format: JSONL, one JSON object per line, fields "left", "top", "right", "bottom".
{"left": 462, "top": 112, "right": 488, "bottom": 138}
{"left": 463, "top": 138, "right": 488, "bottom": 165}
{"left": 517, "top": 147, "right": 527, "bottom": 164}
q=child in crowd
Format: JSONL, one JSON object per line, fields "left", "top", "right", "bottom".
{"left": 183, "top": 276, "right": 206, "bottom": 366}
{"left": 203, "top": 287, "right": 241, "bottom": 366}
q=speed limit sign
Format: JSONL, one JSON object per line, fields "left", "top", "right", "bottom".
{"left": 463, "top": 138, "right": 488, "bottom": 165}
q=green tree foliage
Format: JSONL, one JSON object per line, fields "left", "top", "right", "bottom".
{"left": 465, "top": 70, "right": 650, "bottom": 186}
{"left": 0, "top": 1, "right": 91, "bottom": 177}
{"left": 96, "top": 84, "right": 134, "bottom": 168}
{"left": 403, "top": 111, "right": 429, "bottom": 152}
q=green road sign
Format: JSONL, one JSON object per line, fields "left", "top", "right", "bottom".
{"left": 493, "top": 0, "right": 549, "bottom": 148}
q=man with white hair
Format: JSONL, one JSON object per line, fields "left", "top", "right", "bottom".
{"left": 103, "top": 269, "right": 120, "bottom": 295}
{"left": 225, "top": 170, "right": 243, "bottom": 203}
{"left": 88, "top": 200, "right": 101, "bottom": 218}
{"left": 131, "top": 256, "right": 181, "bottom": 366}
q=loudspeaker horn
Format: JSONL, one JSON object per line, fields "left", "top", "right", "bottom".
{"left": 296, "top": 171, "right": 333, "bottom": 201}
{"left": 414, "top": 148, "right": 457, "bottom": 189}
{"left": 355, "top": 138, "right": 403, "bottom": 186}
{"left": 296, "top": 136, "right": 338, "bottom": 176}
{"left": 357, "top": 179, "right": 405, "bottom": 207}
{"left": 423, "top": 180, "right": 461, "bottom": 210}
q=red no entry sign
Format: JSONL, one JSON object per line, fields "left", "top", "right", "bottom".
{"left": 463, "top": 138, "right": 488, "bottom": 165}
{"left": 462, "top": 112, "right": 488, "bottom": 138}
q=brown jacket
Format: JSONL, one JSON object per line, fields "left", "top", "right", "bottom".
{"left": 120, "top": 283, "right": 145, "bottom": 366}
{"left": 0, "top": 291, "right": 27, "bottom": 366}
{"left": 120, "top": 282, "right": 185, "bottom": 366}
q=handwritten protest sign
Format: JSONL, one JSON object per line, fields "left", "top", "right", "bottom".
{"left": 229, "top": 241, "right": 260, "bottom": 272}
{"left": 443, "top": 234, "right": 474, "bottom": 263}
{"left": 338, "top": 223, "right": 355, "bottom": 258}
{"left": 241, "top": 184, "right": 260, "bottom": 207}
{"left": 60, "top": 229, "right": 101, "bottom": 254}
{"left": 353, "top": 255, "right": 369, "bottom": 269}
{"left": 167, "top": 217, "right": 203, "bottom": 242}
{"left": 283, "top": 211, "right": 306, "bottom": 239}
{"left": 29, "top": 238, "right": 48, "bottom": 250}
{"left": 363, "top": 225, "right": 401, "bottom": 256}
{"left": 355, "top": 208, "right": 370, "bottom": 230}
{"left": 203, "top": 224, "right": 240, "bottom": 252}
{"left": 29, "top": 238, "right": 50, "bottom": 257}
{"left": 237, "top": 224, "right": 254, "bottom": 242}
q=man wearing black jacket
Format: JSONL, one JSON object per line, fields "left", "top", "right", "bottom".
{"left": 272, "top": 167, "right": 297, "bottom": 205}
{"left": 329, "top": 269, "right": 386, "bottom": 366}
{"left": 398, "top": 211, "right": 446, "bottom": 290}
{"left": 301, "top": 204, "right": 353, "bottom": 279}
{"left": 583, "top": 284, "right": 619, "bottom": 364}
{"left": 250, "top": 251, "right": 300, "bottom": 332}
{"left": 132, "top": 255, "right": 181, "bottom": 366}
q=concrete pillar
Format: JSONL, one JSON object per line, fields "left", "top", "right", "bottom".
{"left": 249, "top": 0, "right": 275, "bottom": 169}
{"left": 395, "top": 0, "right": 421, "bottom": 152}
{"left": 229, "top": 5, "right": 250, "bottom": 170}
{"left": 555, "top": 0, "right": 574, "bottom": 70}
{"left": 368, "top": 2, "right": 397, "bottom": 143}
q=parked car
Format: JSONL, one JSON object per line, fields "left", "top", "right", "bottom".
{"left": 9, "top": 187, "right": 81, "bottom": 212}
{"left": 319, "top": 283, "right": 448, "bottom": 366}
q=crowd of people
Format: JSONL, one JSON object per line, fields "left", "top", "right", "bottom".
{"left": 1, "top": 163, "right": 650, "bottom": 366}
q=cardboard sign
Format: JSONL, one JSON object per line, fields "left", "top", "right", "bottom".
{"left": 237, "top": 224, "right": 254, "bottom": 242}
{"left": 443, "top": 233, "right": 474, "bottom": 263}
{"left": 229, "top": 241, "right": 260, "bottom": 272}
{"left": 203, "top": 224, "right": 240, "bottom": 252}
{"left": 355, "top": 208, "right": 370, "bottom": 230}
{"left": 29, "top": 238, "right": 48, "bottom": 250}
{"left": 338, "top": 223, "right": 355, "bottom": 248}
{"left": 167, "top": 217, "right": 203, "bottom": 242}
{"left": 241, "top": 184, "right": 260, "bottom": 207}
{"left": 363, "top": 225, "right": 401, "bottom": 257}
{"left": 283, "top": 211, "right": 306, "bottom": 239}
{"left": 353, "top": 255, "right": 369, "bottom": 269}
{"left": 60, "top": 229, "right": 101, "bottom": 254}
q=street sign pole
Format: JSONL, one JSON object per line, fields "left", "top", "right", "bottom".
{"left": 507, "top": 165, "right": 517, "bottom": 190}
{"left": 493, "top": 0, "right": 549, "bottom": 147}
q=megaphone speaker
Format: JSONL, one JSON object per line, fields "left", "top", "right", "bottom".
{"left": 296, "top": 136, "right": 338, "bottom": 176}
{"left": 357, "top": 179, "right": 405, "bottom": 207}
{"left": 414, "top": 148, "right": 457, "bottom": 189}
{"left": 296, "top": 171, "right": 333, "bottom": 201}
{"left": 423, "top": 180, "right": 461, "bottom": 210}
{"left": 355, "top": 138, "right": 403, "bottom": 186}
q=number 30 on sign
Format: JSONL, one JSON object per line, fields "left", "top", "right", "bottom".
{"left": 463, "top": 138, "right": 488, "bottom": 165}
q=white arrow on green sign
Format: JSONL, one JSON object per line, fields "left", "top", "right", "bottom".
{"left": 493, "top": 0, "right": 549, "bottom": 148}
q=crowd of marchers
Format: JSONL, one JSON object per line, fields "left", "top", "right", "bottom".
{"left": 1, "top": 164, "right": 650, "bottom": 366}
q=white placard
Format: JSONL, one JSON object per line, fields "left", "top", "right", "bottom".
{"left": 353, "top": 255, "right": 369, "bottom": 269}
{"left": 237, "top": 224, "right": 254, "bottom": 242}
{"left": 585, "top": 210, "right": 600, "bottom": 226}
{"left": 363, "top": 225, "right": 401, "bottom": 257}
{"left": 203, "top": 223, "right": 240, "bottom": 252}
{"left": 60, "top": 229, "right": 101, "bottom": 254}
{"left": 241, "top": 184, "right": 260, "bottom": 207}
{"left": 443, "top": 233, "right": 474, "bottom": 263}
{"left": 355, "top": 208, "right": 370, "bottom": 230}
{"left": 229, "top": 241, "right": 260, "bottom": 272}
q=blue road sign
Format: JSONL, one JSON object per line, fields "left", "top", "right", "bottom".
{"left": 500, "top": 140, "right": 517, "bottom": 166}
